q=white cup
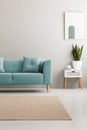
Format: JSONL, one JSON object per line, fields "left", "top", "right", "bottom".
{"left": 66, "top": 65, "right": 71, "bottom": 70}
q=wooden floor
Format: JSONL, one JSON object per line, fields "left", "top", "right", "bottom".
{"left": 0, "top": 88, "right": 87, "bottom": 130}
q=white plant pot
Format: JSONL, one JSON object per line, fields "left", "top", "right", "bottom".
{"left": 72, "top": 61, "right": 82, "bottom": 70}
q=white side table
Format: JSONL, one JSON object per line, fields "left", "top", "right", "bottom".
{"left": 64, "top": 69, "right": 82, "bottom": 89}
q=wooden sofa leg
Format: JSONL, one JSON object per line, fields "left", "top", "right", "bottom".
{"left": 46, "top": 85, "right": 50, "bottom": 92}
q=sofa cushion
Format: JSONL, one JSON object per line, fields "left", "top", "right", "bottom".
{"left": 0, "top": 57, "right": 5, "bottom": 73}
{"left": 12, "top": 73, "right": 43, "bottom": 84}
{"left": 22, "top": 57, "right": 41, "bottom": 73}
{"left": 4, "top": 59, "right": 23, "bottom": 73}
{"left": 0, "top": 73, "right": 12, "bottom": 84}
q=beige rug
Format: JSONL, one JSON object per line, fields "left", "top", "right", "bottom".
{"left": 0, "top": 96, "right": 71, "bottom": 120}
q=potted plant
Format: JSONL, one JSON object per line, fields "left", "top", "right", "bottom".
{"left": 72, "top": 44, "right": 83, "bottom": 70}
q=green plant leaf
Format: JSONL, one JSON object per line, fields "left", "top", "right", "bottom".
{"left": 72, "top": 44, "right": 83, "bottom": 61}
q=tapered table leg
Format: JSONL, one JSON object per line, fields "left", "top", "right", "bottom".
{"left": 79, "top": 78, "right": 82, "bottom": 89}
{"left": 64, "top": 78, "right": 67, "bottom": 89}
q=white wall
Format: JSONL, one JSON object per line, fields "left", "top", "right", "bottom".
{"left": 0, "top": 0, "right": 87, "bottom": 88}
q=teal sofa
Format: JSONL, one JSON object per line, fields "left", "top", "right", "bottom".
{"left": 0, "top": 57, "right": 52, "bottom": 92}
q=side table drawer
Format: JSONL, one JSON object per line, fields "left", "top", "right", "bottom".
{"left": 64, "top": 70, "right": 82, "bottom": 78}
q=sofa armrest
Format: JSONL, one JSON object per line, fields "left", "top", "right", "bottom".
{"left": 42, "top": 60, "right": 52, "bottom": 84}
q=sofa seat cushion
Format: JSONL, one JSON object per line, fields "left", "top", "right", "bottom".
{"left": 12, "top": 73, "right": 43, "bottom": 84}
{"left": 0, "top": 73, "right": 12, "bottom": 84}
{"left": 22, "top": 57, "right": 41, "bottom": 73}
{"left": 4, "top": 59, "right": 23, "bottom": 73}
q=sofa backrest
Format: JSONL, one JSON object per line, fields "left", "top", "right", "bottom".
{"left": 3, "top": 58, "right": 45, "bottom": 73}
{"left": 4, "top": 59, "right": 23, "bottom": 73}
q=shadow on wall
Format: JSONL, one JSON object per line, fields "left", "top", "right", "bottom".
{"left": 53, "top": 70, "right": 64, "bottom": 88}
